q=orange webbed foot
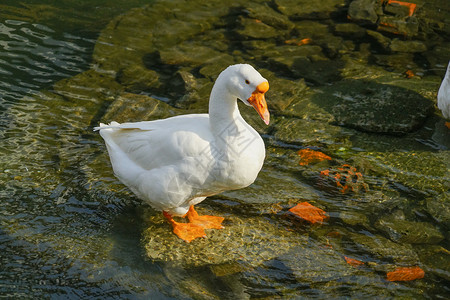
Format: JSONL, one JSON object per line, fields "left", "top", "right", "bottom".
{"left": 164, "top": 211, "right": 206, "bottom": 243}
{"left": 186, "top": 205, "right": 224, "bottom": 230}
{"left": 445, "top": 121, "right": 450, "bottom": 129}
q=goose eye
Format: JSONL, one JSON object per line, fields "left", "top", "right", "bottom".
{"left": 245, "top": 79, "right": 250, "bottom": 84}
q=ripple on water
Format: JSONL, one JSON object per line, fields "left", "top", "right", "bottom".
{"left": 0, "top": 19, "right": 93, "bottom": 106}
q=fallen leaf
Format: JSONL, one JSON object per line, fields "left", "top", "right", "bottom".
{"left": 284, "top": 38, "right": 312, "bottom": 46}
{"left": 344, "top": 256, "right": 364, "bottom": 267}
{"left": 289, "top": 202, "right": 328, "bottom": 224}
{"left": 405, "top": 69, "right": 415, "bottom": 78}
{"left": 298, "top": 149, "right": 331, "bottom": 166}
{"left": 386, "top": 266, "right": 425, "bottom": 281}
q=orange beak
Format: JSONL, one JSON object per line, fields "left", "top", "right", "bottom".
{"left": 247, "top": 81, "right": 270, "bottom": 125}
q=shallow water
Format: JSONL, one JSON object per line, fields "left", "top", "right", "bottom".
{"left": 1, "top": 0, "right": 449, "bottom": 299}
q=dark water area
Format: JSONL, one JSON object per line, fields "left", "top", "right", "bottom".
{"left": 1, "top": 0, "right": 449, "bottom": 299}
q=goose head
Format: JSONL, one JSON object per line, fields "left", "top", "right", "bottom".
{"left": 221, "top": 64, "right": 270, "bottom": 125}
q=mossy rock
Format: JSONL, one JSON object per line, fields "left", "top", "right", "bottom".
{"left": 274, "top": 117, "right": 353, "bottom": 148}
{"left": 101, "top": 92, "right": 182, "bottom": 123}
{"left": 357, "top": 151, "right": 450, "bottom": 194}
{"left": 312, "top": 80, "right": 434, "bottom": 135}
{"left": 236, "top": 16, "right": 280, "bottom": 40}
{"left": 375, "top": 217, "right": 444, "bottom": 244}
{"left": 416, "top": 245, "right": 450, "bottom": 281}
{"left": 275, "top": 0, "right": 347, "bottom": 20}
{"left": 426, "top": 192, "right": 450, "bottom": 230}
{"left": 347, "top": 232, "right": 419, "bottom": 264}
{"left": 243, "top": 3, "right": 294, "bottom": 30}
{"left": 142, "top": 204, "right": 304, "bottom": 267}
{"left": 279, "top": 242, "right": 362, "bottom": 283}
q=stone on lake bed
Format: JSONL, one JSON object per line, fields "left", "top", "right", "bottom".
{"left": 334, "top": 23, "right": 367, "bottom": 38}
{"left": 357, "top": 151, "right": 450, "bottom": 195}
{"left": 141, "top": 205, "right": 304, "bottom": 267}
{"left": 243, "top": 3, "right": 294, "bottom": 30}
{"left": 375, "top": 217, "right": 444, "bottom": 244}
{"left": 348, "top": 232, "right": 419, "bottom": 264}
{"left": 102, "top": 93, "right": 181, "bottom": 123}
{"left": 426, "top": 192, "right": 450, "bottom": 230}
{"left": 279, "top": 241, "right": 362, "bottom": 283}
{"left": 237, "top": 16, "right": 280, "bottom": 40}
{"left": 275, "top": 0, "right": 347, "bottom": 20}
{"left": 416, "top": 245, "right": 450, "bottom": 281}
{"left": 274, "top": 117, "right": 352, "bottom": 147}
{"left": 313, "top": 80, "right": 434, "bottom": 135}
{"left": 389, "top": 39, "right": 427, "bottom": 53}
{"left": 348, "top": 0, "right": 381, "bottom": 25}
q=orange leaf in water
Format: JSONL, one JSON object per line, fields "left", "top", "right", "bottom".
{"left": 344, "top": 256, "right": 364, "bottom": 267}
{"left": 289, "top": 202, "right": 328, "bottom": 224}
{"left": 298, "top": 149, "right": 331, "bottom": 166}
{"left": 284, "top": 38, "right": 312, "bottom": 46}
{"left": 405, "top": 69, "right": 415, "bottom": 78}
{"left": 386, "top": 266, "right": 425, "bottom": 281}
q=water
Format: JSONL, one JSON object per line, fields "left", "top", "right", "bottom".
{"left": 1, "top": 0, "right": 449, "bottom": 298}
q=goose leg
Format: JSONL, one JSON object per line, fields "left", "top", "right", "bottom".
{"left": 163, "top": 211, "right": 206, "bottom": 243}
{"left": 186, "top": 205, "right": 224, "bottom": 229}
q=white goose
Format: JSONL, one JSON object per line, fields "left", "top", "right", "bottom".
{"left": 95, "top": 64, "right": 270, "bottom": 242}
{"left": 438, "top": 60, "right": 450, "bottom": 129}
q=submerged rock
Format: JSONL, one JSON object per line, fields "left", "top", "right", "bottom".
{"left": 279, "top": 242, "right": 360, "bottom": 283}
{"left": 141, "top": 204, "right": 303, "bottom": 267}
{"left": 347, "top": 232, "right": 419, "bottom": 264}
{"left": 313, "top": 80, "right": 434, "bottom": 135}
{"left": 274, "top": 117, "right": 351, "bottom": 148}
{"left": 348, "top": 0, "right": 381, "bottom": 25}
{"left": 275, "top": 0, "right": 347, "bottom": 20}
{"left": 357, "top": 151, "right": 450, "bottom": 194}
{"left": 426, "top": 192, "right": 450, "bottom": 230}
{"left": 101, "top": 93, "right": 182, "bottom": 123}
{"left": 416, "top": 245, "right": 450, "bottom": 281}
{"left": 375, "top": 217, "right": 444, "bottom": 244}
{"left": 237, "top": 17, "right": 279, "bottom": 40}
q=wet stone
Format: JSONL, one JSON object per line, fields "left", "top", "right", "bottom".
{"left": 101, "top": 93, "right": 181, "bottom": 123}
{"left": 416, "top": 245, "right": 450, "bottom": 281}
{"left": 221, "top": 164, "right": 320, "bottom": 205}
{"left": 142, "top": 205, "right": 303, "bottom": 267}
{"left": 347, "top": 232, "right": 419, "bottom": 264}
{"left": 274, "top": 117, "right": 351, "bottom": 148}
{"left": 334, "top": 23, "right": 367, "bottom": 39}
{"left": 172, "top": 72, "right": 214, "bottom": 110}
{"left": 366, "top": 30, "right": 391, "bottom": 52}
{"left": 426, "top": 192, "right": 450, "bottom": 230}
{"left": 198, "top": 54, "right": 236, "bottom": 79}
{"left": 262, "top": 70, "right": 308, "bottom": 112}
{"left": 116, "top": 65, "right": 161, "bottom": 93}
{"left": 389, "top": 39, "right": 427, "bottom": 53}
{"left": 375, "top": 217, "right": 444, "bottom": 244}
{"left": 348, "top": 0, "right": 381, "bottom": 25}
{"left": 373, "top": 53, "right": 416, "bottom": 72}
{"left": 243, "top": 3, "right": 294, "bottom": 31}
{"left": 384, "top": 1, "right": 411, "bottom": 17}
{"left": 358, "top": 151, "right": 450, "bottom": 194}
{"left": 339, "top": 210, "right": 370, "bottom": 228}
{"left": 315, "top": 80, "right": 433, "bottom": 135}
{"left": 158, "top": 43, "right": 223, "bottom": 67}
{"left": 275, "top": 0, "right": 347, "bottom": 20}
{"left": 237, "top": 17, "right": 280, "bottom": 40}
{"left": 279, "top": 242, "right": 361, "bottom": 283}
{"left": 377, "top": 15, "right": 419, "bottom": 37}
